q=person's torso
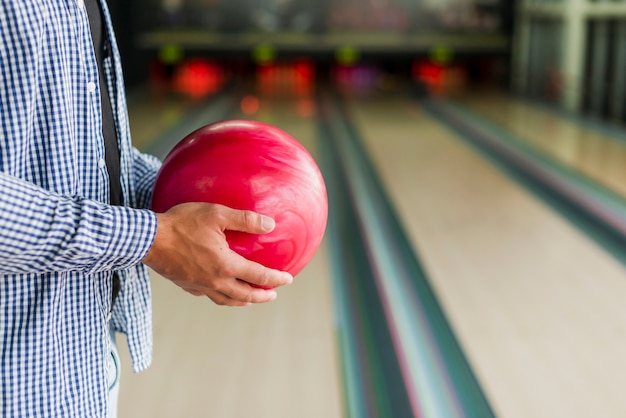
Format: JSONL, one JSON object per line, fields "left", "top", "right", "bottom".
{"left": 0, "top": 2, "right": 152, "bottom": 416}
{"left": 0, "top": 0, "right": 132, "bottom": 206}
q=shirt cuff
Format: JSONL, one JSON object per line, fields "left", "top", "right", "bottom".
{"left": 85, "top": 203, "right": 158, "bottom": 273}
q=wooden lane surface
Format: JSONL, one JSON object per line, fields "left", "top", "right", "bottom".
{"left": 346, "top": 94, "right": 626, "bottom": 418}
{"left": 457, "top": 92, "right": 626, "bottom": 199}
{"left": 117, "top": 96, "right": 343, "bottom": 418}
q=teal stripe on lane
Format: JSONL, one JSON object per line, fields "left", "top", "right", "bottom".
{"left": 317, "top": 103, "right": 415, "bottom": 418}
{"left": 318, "top": 91, "right": 495, "bottom": 418}
{"left": 423, "top": 98, "right": 626, "bottom": 267}
{"left": 445, "top": 101, "right": 626, "bottom": 220}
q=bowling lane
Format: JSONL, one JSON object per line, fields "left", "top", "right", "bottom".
{"left": 344, "top": 93, "right": 626, "bottom": 417}
{"left": 117, "top": 93, "right": 343, "bottom": 418}
{"left": 455, "top": 92, "right": 626, "bottom": 199}
{"left": 126, "top": 87, "right": 208, "bottom": 151}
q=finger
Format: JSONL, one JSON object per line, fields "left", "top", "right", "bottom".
{"left": 207, "top": 283, "right": 277, "bottom": 305}
{"left": 228, "top": 255, "right": 293, "bottom": 289}
{"left": 205, "top": 289, "right": 253, "bottom": 307}
{"left": 218, "top": 206, "right": 275, "bottom": 234}
{"left": 186, "top": 289, "right": 204, "bottom": 297}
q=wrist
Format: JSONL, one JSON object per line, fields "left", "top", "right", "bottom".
{"left": 143, "top": 212, "right": 169, "bottom": 267}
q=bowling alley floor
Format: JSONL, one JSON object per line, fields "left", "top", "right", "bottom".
{"left": 118, "top": 85, "right": 626, "bottom": 418}
{"left": 119, "top": 91, "right": 343, "bottom": 418}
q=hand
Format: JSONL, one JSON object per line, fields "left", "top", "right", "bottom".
{"left": 143, "top": 202, "right": 293, "bottom": 306}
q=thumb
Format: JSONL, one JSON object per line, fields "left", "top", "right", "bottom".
{"left": 222, "top": 207, "right": 275, "bottom": 234}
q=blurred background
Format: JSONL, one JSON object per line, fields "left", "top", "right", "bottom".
{"left": 109, "top": 0, "right": 626, "bottom": 417}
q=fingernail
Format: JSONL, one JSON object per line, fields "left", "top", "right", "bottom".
{"left": 261, "top": 216, "right": 275, "bottom": 232}
{"left": 286, "top": 273, "right": 294, "bottom": 284}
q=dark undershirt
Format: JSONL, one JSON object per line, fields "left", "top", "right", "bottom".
{"left": 85, "top": 0, "right": 121, "bottom": 306}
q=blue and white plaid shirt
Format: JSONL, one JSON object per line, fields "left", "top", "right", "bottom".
{"left": 0, "top": 1, "right": 161, "bottom": 416}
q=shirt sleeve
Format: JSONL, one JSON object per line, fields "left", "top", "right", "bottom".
{"left": 0, "top": 171, "right": 157, "bottom": 275}
{"left": 131, "top": 147, "right": 162, "bottom": 210}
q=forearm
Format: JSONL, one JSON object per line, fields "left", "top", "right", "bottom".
{"left": 0, "top": 172, "right": 157, "bottom": 275}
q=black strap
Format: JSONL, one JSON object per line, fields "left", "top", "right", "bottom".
{"left": 111, "top": 273, "right": 121, "bottom": 308}
{"left": 85, "top": 0, "right": 123, "bottom": 207}
{"left": 85, "top": 0, "right": 123, "bottom": 310}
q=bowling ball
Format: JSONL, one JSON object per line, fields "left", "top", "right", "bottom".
{"left": 151, "top": 119, "right": 328, "bottom": 285}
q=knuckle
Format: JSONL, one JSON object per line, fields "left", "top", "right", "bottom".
{"left": 206, "top": 281, "right": 219, "bottom": 292}
{"left": 241, "top": 292, "right": 255, "bottom": 304}
{"left": 216, "top": 263, "right": 235, "bottom": 279}
{"left": 256, "top": 269, "right": 270, "bottom": 286}
{"left": 212, "top": 208, "right": 228, "bottom": 225}
{"left": 241, "top": 210, "right": 258, "bottom": 230}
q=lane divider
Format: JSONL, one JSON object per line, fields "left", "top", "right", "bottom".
{"left": 317, "top": 91, "right": 495, "bottom": 418}
{"left": 424, "top": 98, "right": 626, "bottom": 265}
{"left": 318, "top": 116, "right": 413, "bottom": 418}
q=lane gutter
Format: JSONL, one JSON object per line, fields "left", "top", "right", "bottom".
{"left": 317, "top": 90, "right": 495, "bottom": 418}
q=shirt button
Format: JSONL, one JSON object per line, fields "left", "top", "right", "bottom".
{"left": 98, "top": 158, "right": 106, "bottom": 169}
{"left": 87, "top": 82, "right": 96, "bottom": 93}
{"left": 76, "top": 0, "right": 84, "bottom": 9}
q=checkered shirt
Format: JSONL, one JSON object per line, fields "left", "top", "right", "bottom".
{"left": 0, "top": 0, "right": 161, "bottom": 416}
